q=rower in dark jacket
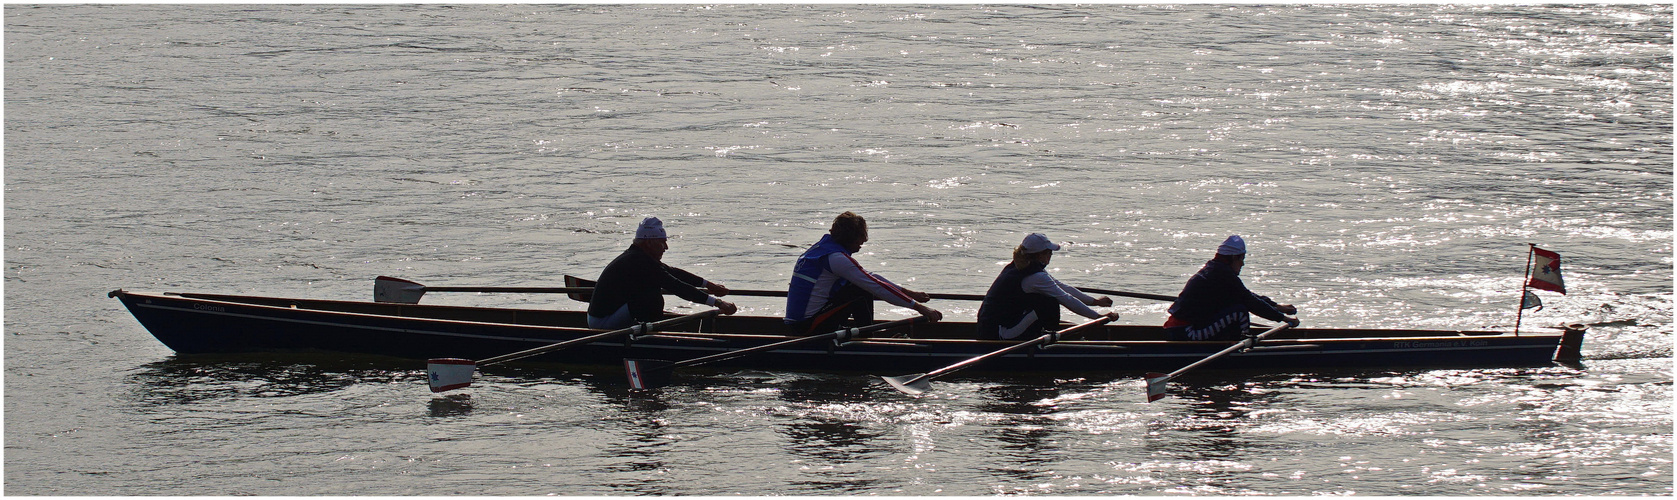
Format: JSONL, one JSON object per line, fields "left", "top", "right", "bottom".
{"left": 586, "top": 217, "right": 738, "bottom": 330}
{"left": 976, "top": 233, "right": 1122, "bottom": 340}
{"left": 1163, "top": 235, "right": 1299, "bottom": 341}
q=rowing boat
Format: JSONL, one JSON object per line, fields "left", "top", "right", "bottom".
{"left": 108, "top": 289, "right": 1586, "bottom": 376}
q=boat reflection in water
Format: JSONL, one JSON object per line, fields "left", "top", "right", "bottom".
{"left": 126, "top": 354, "right": 414, "bottom": 407}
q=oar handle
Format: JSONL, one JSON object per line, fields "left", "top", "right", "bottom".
{"left": 909, "top": 315, "right": 1116, "bottom": 385}
{"left": 478, "top": 309, "right": 719, "bottom": 366}
{"left": 667, "top": 316, "right": 926, "bottom": 371}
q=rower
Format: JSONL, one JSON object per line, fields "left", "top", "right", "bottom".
{"left": 1162, "top": 235, "right": 1299, "bottom": 341}
{"left": 976, "top": 233, "right": 1122, "bottom": 340}
{"left": 586, "top": 217, "right": 738, "bottom": 330}
{"left": 783, "top": 211, "right": 942, "bottom": 334}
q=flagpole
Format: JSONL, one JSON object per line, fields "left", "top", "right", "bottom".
{"left": 1515, "top": 243, "right": 1535, "bottom": 336}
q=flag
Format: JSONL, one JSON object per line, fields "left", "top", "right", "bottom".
{"left": 1521, "top": 290, "right": 1543, "bottom": 311}
{"left": 1527, "top": 246, "right": 1566, "bottom": 294}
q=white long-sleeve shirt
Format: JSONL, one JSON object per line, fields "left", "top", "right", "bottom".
{"left": 797, "top": 252, "right": 917, "bottom": 320}
{"left": 1020, "top": 272, "right": 1102, "bottom": 319}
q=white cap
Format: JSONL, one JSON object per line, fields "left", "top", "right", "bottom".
{"left": 635, "top": 217, "right": 667, "bottom": 239}
{"left": 1021, "top": 233, "right": 1061, "bottom": 253}
{"left": 1216, "top": 235, "right": 1246, "bottom": 256}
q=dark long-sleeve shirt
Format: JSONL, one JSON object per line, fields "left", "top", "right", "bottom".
{"left": 586, "top": 246, "right": 713, "bottom": 322}
{"left": 1167, "top": 259, "right": 1289, "bottom": 326}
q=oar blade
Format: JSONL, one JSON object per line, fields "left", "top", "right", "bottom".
{"left": 624, "top": 359, "right": 676, "bottom": 390}
{"left": 882, "top": 374, "right": 932, "bottom": 396}
{"left": 563, "top": 275, "right": 594, "bottom": 302}
{"left": 1144, "top": 372, "right": 1170, "bottom": 402}
{"left": 428, "top": 358, "right": 477, "bottom": 392}
{"left": 375, "top": 276, "right": 426, "bottom": 304}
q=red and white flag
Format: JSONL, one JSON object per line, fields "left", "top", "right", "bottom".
{"left": 1527, "top": 246, "right": 1566, "bottom": 294}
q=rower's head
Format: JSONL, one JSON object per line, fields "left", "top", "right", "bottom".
{"left": 830, "top": 211, "right": 868, "bottom": 253}
{"left": 1213, "top": 234, "right": 1246, "bottom": 273}
{"left": 634, "top": 216, "right": 669, "bottom": 261}
{"left": 1013, "top": 232, "right": 1061, "bottom": 269}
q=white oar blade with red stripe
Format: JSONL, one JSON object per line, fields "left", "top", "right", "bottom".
{"left": 624, "top": 359, "right": 675, "bottom": 390}
{"left": 1144, "top": 372, "right": 1171, "bottom": 402}
{"left": 428, "top": 358, "right": 477, "bottom": 392}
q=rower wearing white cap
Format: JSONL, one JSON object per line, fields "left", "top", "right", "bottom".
{"left": 586, "top": 217, "right": 738, "bottom": 330}
{"left": 1162, "top": 235, "right": 1299, "bottom": 341}
{"left": 975, "top": 233, "right": 1122, "bottom": 340}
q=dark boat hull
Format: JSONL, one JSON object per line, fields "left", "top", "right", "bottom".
{"left": 110, "top": 290, "right": 1577, "bottom": 375}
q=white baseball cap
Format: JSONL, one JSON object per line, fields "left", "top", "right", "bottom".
{"left": 1021, "top": 233, "right": 1061, "bottom": 253}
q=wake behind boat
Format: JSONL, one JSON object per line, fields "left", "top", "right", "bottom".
{"left": 109, "top": 287, "right": 1586, "bottom": 385}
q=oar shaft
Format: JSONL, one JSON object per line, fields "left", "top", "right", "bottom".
{"left": 1075, "top": 287, "right": 1177, "bottom": 302}
{"left": 668, "top": 316, "right": 923, "bottom": 370}
{"left": 573, "top": 276, "right": 956, "bottom": 301}
{"left": 714, "top": 289, "right": 988, "bottom": 301}
{"left": 735, "top": 288, "right": 1159, "bottom": 303}
{"left": 413, "top": 276, "right": 1172, "bottom": 303}
{"left": 426, "top": 286, "right": 592, "bottom": 294}
{"left": 910, "top": 316, "right": 1114, "bottom": 384}
{"left": 715, "top": 289, "right": 789, "bottom": 298}
{"left": 478, "top": 310, "right": 718, "bottom": 366}
{"left": 1157, "top": 323, "right": 1293, "bottom": 383}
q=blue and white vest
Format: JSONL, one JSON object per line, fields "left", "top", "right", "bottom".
{"left": 784, "top": 234, "right": 851, "bottom": 324}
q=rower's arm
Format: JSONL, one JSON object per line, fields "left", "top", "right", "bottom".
{"left": 1243, "top": 292, "right": 1290, "bottom": 323}
{"left": 1022, "top": 273, "right": 1103, "bottom": 319}
{"left": 827, "top": 253, "right": 917, "bottom": 308}
{"left": 657, "top": 264, "right": 717, "bottom": 305}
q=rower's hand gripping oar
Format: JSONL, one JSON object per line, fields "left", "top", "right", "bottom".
{"left": 426, "top": 309, "right": 719, "bottom": 393}
{"left": 377, "top": 276, "right": 591, "bottom": 304}
{"left": 624, "top": 315, "right": 928, "bottom": 390}
{"left": 1144, "top": 322, "right": 1294, "bottom": 402}
{"left": 882, "top": 315, "right": 1116, "bottom": 396}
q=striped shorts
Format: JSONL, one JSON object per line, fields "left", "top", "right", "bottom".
{"left": 1165, "top": 306, "right": 1249, "bottom": 341}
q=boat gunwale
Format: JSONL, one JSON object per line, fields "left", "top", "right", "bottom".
{"left": 113, "top": 290, "right": 1562, "bottom": 346}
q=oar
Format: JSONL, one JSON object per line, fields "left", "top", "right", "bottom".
{"left": 426, "top": 309, "right": 718, "bottom": 393}
{"left": 376, "top": 276, "right": 589, "bottom": 304}
{"left": 624, "top": 316, "right": 927, "bottom": 390}
{"left": 1143, "top": 322, "right": 1294, "bottom": 402}
{"left": 1075, "top": 287, "right": 1176, "bottom": 303}
{"left": 382, "top": 274, "right": 1174, "bottom": 305}
{"left": 563, "top": 275, "right": 987, "bottom": 301}
{"left": 882, "top": 315, "right": 1116, "bottom": 396}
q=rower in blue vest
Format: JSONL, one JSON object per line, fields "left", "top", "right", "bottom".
{"left": 1163, "top": 235, "right": 1299, "bottom": 341}
{"left": 784, "top": 211, "right": 942, "bottom": 334}
{"left": 976, "top": 233, "right": 1122, "bottom": 340}
{"left": 586, "top": 217, "right": 739, "bottom": 330}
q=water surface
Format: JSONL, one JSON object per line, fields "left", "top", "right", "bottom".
{"left": 5, "top": 4, "right": 1670, "bottom": 495}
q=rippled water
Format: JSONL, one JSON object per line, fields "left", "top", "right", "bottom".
{"left": 5, "top": 4, "right": 1671, "bottom": 495}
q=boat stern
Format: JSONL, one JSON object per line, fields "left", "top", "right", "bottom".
{"left": 1554, "top": 323, "right": 1587, "bottom": 367}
